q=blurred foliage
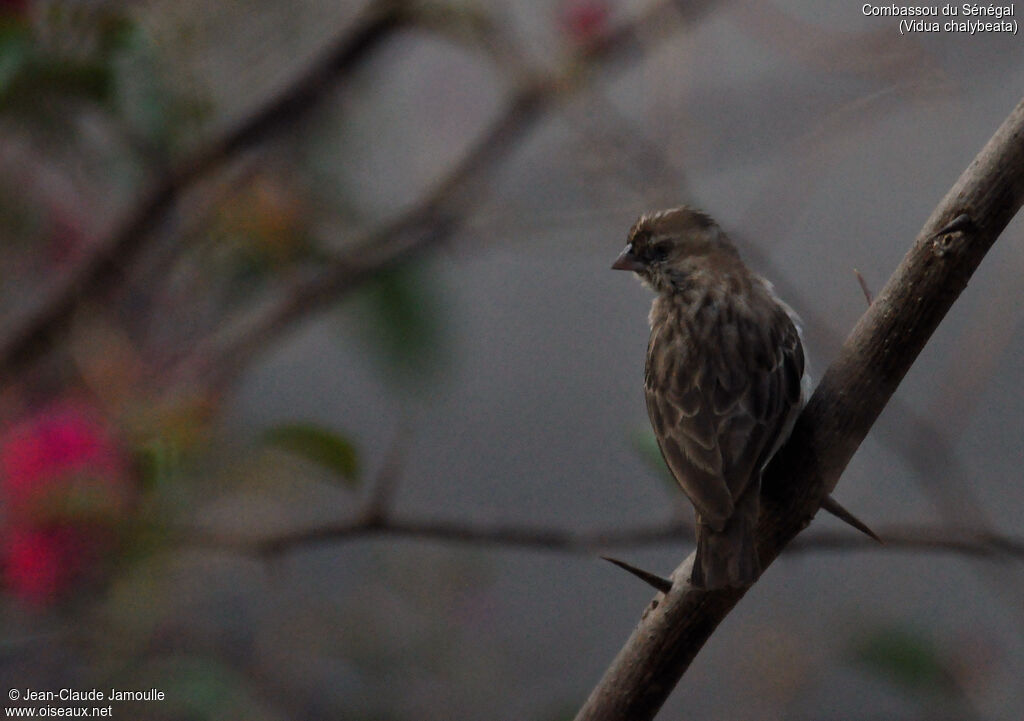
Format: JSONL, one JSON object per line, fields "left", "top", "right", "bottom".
{"left": 851, "top": 625, "right": 951, "bottom": 693}
{"left": 0, "top": 0, "right": 213, "bottom": 209}
{"left": 350, "top": 261, "right": 449, "bottom": 392}
{"left": 109, "top": 16, "right": 213, "bottom": 154}
{"left": 136, "top": 437, "right": 183, "bottom": 493}
{"left": 0, "top": 4, "right": 162, "bottom": 133}
{"left": 0, "top": 19, "right": 115, "bottom": 111}
{"left": 214, "top": 173, "right": 311, "bottom": 273}
{"left": 145, "top": 655, "right": 277, "bottom": 721}
{"left": 262, "top": 422, "right": 360, "bottom": 487}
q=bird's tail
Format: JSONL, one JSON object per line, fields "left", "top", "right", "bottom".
{"left": 691, "top": 491, "right": 761, "bottom": 589}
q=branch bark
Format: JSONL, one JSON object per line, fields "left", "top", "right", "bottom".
{"left": 574, "top": 95, "right": 1024, "bottom": 721}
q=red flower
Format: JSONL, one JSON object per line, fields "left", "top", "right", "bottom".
{"left": 1, "top": 402, "right": 131, "bottom": 606}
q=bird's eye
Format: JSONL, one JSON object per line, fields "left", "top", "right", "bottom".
{"left": 648, "top": 244, "right": 669, "bottom": 262}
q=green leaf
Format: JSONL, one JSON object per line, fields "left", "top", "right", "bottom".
{"left": 136, "top": 438, "right": 182, "bottom": 492}
{"left": 0, "top": 54, "right": 114, "bottom": 112}
{"left": 0, "top": 10, "right": 131, "bottom": 114}
{"left": 352, "top": 262, "right": 447, "bottom": 390}
{"left": 0, "top": 23, "right": 29, "bottom": 96}
{"left": 96, "top": 11, "right": 137, "bottom": 57}
{"left": 851, "top": 626, "right": 948, "bottom": 691}
{"left": 263, "top": 422, "right": 360, "bottom": 487}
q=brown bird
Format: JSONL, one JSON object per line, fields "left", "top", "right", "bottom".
{"left": 613, "top": 207, "right": 808, "bottom": 589}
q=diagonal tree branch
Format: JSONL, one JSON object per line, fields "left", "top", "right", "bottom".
{"left": 574, "top": 96, "right": 1024, "bottom": 721}
{"left": 174, "top": 80, "right": 551, "bottom": 389}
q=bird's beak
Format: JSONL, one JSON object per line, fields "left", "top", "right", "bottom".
{"left": 611, "top": 245, "right": 645, "bottom": 272}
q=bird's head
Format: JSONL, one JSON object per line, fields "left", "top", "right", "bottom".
{"left": 612, "top": 206, "right": 740, "bottom": 294}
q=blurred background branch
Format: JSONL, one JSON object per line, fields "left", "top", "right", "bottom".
{"left": 190, "top": 514, "right": 1024, "bottom": 561}
{"left": 0, "top": 3, "right": 404, "bottom": 383}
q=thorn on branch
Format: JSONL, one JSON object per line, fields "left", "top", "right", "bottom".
{"left": 820, "top": 496, "right": 882, "bottom": 543}
{"left": 854, "top": 268, "right": 873, "bottom": 306}
{"left": 931, "top": 212, "right": 974, "bottom": 239}
{"left": 600, "top": 555, "right": 673, "bottom": 593}
{"left": 930, "top": 212, "right": 974, "bottom": 257}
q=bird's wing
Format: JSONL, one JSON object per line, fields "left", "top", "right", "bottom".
{"left": 724, "top": 305, "right": 805, "bottom": 484}
{"left": 644, "top": 305, "right": 804, "bottom": 530}
{"left": 645, "top": 322, "right": 735, "bottom": 528}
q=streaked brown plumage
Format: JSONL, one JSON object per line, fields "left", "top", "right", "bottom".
{"left": 613, "top": 207, "right": 806, "bottom": 589}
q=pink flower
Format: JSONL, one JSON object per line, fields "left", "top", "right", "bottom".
{"left": 1, "top": 401, "right": 131, "bottom": 606}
